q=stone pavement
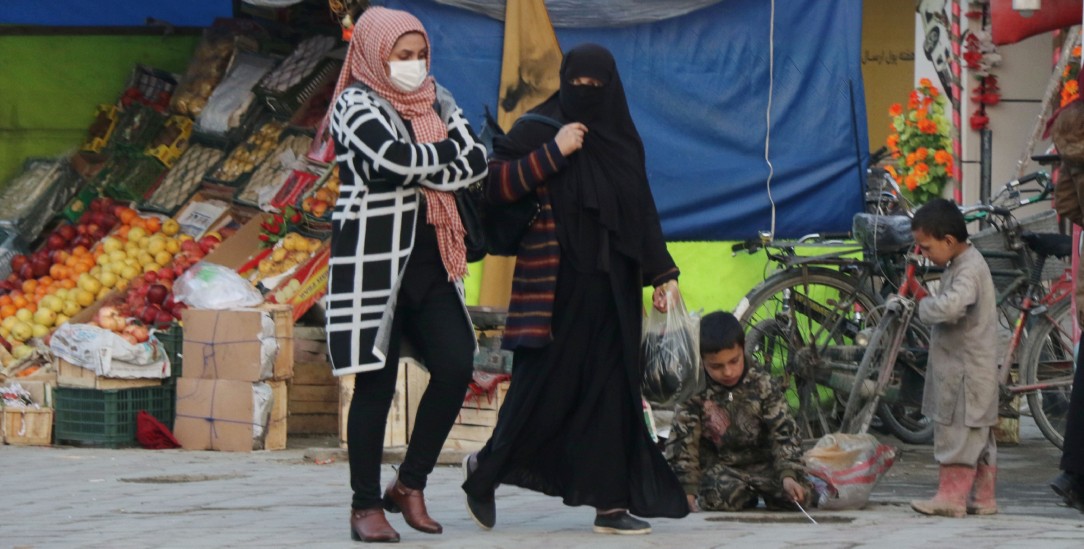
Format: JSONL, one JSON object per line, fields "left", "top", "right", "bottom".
{"left": 3, "top": 423, "right": 1082, "bottom": 549}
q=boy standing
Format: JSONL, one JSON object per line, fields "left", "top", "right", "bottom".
{"left": 666, "top": 311, "right": 809, "bottom": 512}
{"left": 906, "top": 198, "right": 999, "bottom": 517}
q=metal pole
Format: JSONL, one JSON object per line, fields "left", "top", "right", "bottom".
{"left": 980, "top": 128, "right": 992, "bottom": 229}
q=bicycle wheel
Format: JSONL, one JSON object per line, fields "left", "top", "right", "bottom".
{"left": 875, "top": 321, "right": 934, "bottom": 444}
{"left": 737, "top": 267, "right": 881, "bottom": 441}
{"left": 1020, "top": 299, "right": 1074, "bottom": 450}
{"left": 842, "top": 307, "right": 901, "bottom": 434}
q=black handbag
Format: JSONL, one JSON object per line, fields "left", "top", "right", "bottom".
{"left": 464, "top": 108, "right": 560, "bottom": 257}
{"left": 454, "top": 181, "right": 539, "bottom": 260}
{"left": 483, "top": 191, "right": 540, "bottom": 256}
{"left": 455, "top": 181, "right": 488, "bottom": 263}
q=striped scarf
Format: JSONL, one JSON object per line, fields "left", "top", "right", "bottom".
{"left": 329, "top": 6, "right": 467, "bottom": 280}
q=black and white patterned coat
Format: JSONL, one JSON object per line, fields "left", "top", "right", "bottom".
{"left": 325, "top": 82, "right": 487, "bottom": 376}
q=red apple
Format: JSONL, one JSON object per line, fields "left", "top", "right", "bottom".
{"left": 139, "top": 305, "right": 160, "bottom": 325}
{"left": 57, "top": 223, "right": 76, "bottom": 241}
{"left": 45, "top": 233, "right": 66, "bottom": 251}
{"left": 146, "top": 284, "right": 168, "bottom": 305}
{"left": 10, "top": 254, "right": 27, "bottom": 273}
{"left": 143, "top": 271, "right": 159, "bottom": 284}
{"left": 170, "top": 302, "right": 188, "bottom": 319}
{"left": 123, "top": 323, "right": 150, "bottom": 343}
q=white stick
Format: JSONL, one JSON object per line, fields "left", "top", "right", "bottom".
{"left": 794, "top": 500, "right": 818, "bottom": 524}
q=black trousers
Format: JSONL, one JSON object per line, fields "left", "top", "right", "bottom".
{"left": 348, "top": 259, "right": 475, "bottom": 510}
{"left": 1061, "top": 341, "right": 1084, "bottom": 475}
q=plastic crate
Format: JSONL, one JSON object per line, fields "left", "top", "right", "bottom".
{"left": 54, "top": 385, "right": 175, "bottom": 448}
{"left": 155, "top": 322, "right": 183, "bottom": 382}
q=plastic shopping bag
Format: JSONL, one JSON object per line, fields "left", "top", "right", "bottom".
{"left": 173, "top": 261, "right": 264, "bottom": 309}
{"left": 640, "top": 290, "right": 701, "bottom": 406}
{"left": 802, "top": 433, "right": 897, "bottom": 510}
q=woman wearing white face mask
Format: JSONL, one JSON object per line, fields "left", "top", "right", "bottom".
{"left": 323, "top": 6, "right": 488, "bottom": 543}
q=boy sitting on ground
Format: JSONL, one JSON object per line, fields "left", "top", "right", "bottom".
{"left": 666, "top": 311, "right": 810, "bottom": 512}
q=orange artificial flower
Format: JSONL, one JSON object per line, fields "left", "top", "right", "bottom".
{"left": 887, "top": 134, "right": 900, "bottom": 150}
{"left": 889, "top": 103, "right": 903, "bottom": 117}
{"left": 934, "top": 149, "right": 952, "bottom": 166}
{"left": 916, "top": 108, "right": 928, "bottom": 121}
{"left": 915, "top": 147, "right": 928, "bottom": 161}
{"left": 915, "top": 162, "right": 930, "bottom": 178}
{"left": 919, "top": 78, "right": 933, "bottom": 88}
{"left": 904, "top": 174, "right": 919, "bottom": 191}
{"left": 906, "top": 152, "right": 917, "bottom": 167}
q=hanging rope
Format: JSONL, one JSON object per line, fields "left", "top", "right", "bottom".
{"left": 765, "top": 0, "right": 777, "bottom": 238}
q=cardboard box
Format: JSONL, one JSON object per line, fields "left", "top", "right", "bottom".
{"left": 56, "top": 358, "right": 163, "bottom": 390}
{"left": 2, "top": 407, "right": 53, "bottom": 446}
{"left": 174, "top": 377, "right": 280, "bottom": 452}
{"left": 174, "top": 192, "right": 232, "bottom": 239}
{"left": 181, "top": 306, "right": 292, "bottom": 382}
{"left": 201, "top": 214, "right": 265, "bottom": 271}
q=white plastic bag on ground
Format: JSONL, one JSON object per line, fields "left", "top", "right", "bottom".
{"left": 802, "top": 433, "right": 896, "bottom": 510}
{"left": 640, "top": 290, "right": 702, "bottom": 406}
{"left": 174, "top": 261, "right": 264, "bottom": 309}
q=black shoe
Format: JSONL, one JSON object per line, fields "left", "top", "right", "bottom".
{"left": 593, "top": 511, "right": 651, "bottom": 535}
{"left": 1050, "top": 472, "right": 1084, "bottom": 512}
{"left": 462, "top": 453, "right": 496, "bottom": 530}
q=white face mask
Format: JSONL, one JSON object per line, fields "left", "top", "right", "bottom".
{"left": 388, "top": 59, "right": 428, "bottom": 92}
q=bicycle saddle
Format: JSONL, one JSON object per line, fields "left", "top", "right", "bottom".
{"left": 1020, "top": 231, "right": 1072, "bottom": 259}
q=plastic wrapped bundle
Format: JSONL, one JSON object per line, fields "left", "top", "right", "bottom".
{"left": 640, "top": 291, "right": 702, "bottom": 406}
{"left": 852, "top": 212, "right": 913, "bottom": 254}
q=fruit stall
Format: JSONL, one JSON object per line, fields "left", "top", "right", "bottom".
{"left": 0, "top": 16, "right": 352, "bottom": 451}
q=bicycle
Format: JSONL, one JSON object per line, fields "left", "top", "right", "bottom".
{"left": 734, "top": 170, "right": 1058, "bottom": 445}
{"left": 733, "top": 224, "right": 926, "bottom": 443}
{"left": 840, "top": 195, "right": 1076, "bottom": 450}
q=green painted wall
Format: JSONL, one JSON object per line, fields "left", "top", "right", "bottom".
{"left": 0, "top": 34, "right": 201, "bottom": 185}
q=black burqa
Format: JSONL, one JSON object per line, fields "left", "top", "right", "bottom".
{"left": 462, "top": 44, "right": 687, "bottom": 519}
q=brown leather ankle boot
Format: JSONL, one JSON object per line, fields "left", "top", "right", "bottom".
{"left": 383, "top": 478, "right": 442, "bottom": 534}
{"left": 350, "top": 507, "right": 400, "bottom": 543}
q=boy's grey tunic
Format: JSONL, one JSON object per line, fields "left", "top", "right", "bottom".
{"left": 918, "top": 244, "right": 998, "bottom": 427}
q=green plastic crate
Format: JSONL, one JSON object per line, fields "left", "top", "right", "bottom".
{"left": 54, "top": 385, "right": 175, "bottom": 448}
{"left": 155, "top": 322, "right": 182, "bottom": 382}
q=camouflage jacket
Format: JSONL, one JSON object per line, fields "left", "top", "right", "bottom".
{"left": 665, "top": 365, "right": 804, "bottom": 494}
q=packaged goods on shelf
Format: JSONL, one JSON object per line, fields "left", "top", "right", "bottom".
{"left": 235, "top": 132, "right": 313, "bottom": 208}
{"left": 257, "top": 35, "right": 337, "bottom": 94}
{"left": 0, "top": 158, "right": 84, "bottom": 242}
{"left": 205, "top": 119, "right": 287, "bottom": 186}
{"left": 170, "top": 27, "right": 243, "bottom": 118}
{"left": 141, "top": 145, "right": 226, "bottom": 215}
{"left": 196, "top": 51, "right": 278, "bottom": 137}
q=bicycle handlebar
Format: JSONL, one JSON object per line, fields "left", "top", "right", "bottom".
{"left": 1031, "top": 153, "right": 1061, "bottom": 166}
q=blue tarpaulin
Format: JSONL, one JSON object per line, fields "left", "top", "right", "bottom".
{"left": 1, "top": 1, "right": 231, "bottom": 28}
{"left": 384, "top": 0, "right": 869, "bottom": 240}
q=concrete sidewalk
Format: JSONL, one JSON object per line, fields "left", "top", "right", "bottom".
{"left": 3, "top": 424, "right": 1082, "bottom": 549}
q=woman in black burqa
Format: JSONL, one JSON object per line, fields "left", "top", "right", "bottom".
{"left": 461, "top": 43, "right": 688, "bottom": 534}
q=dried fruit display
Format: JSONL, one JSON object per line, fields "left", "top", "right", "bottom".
{"left": 142, "top": 145, "right": 225, "bottom": 213}
{"left": 170, "top": 28, "right": 237, "bottom": 118}
{"left": 236, "top": 133, "right": 313, "bottom": 206}
{"left": 208, "top": 120, "right": 286, "bottom": 184}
